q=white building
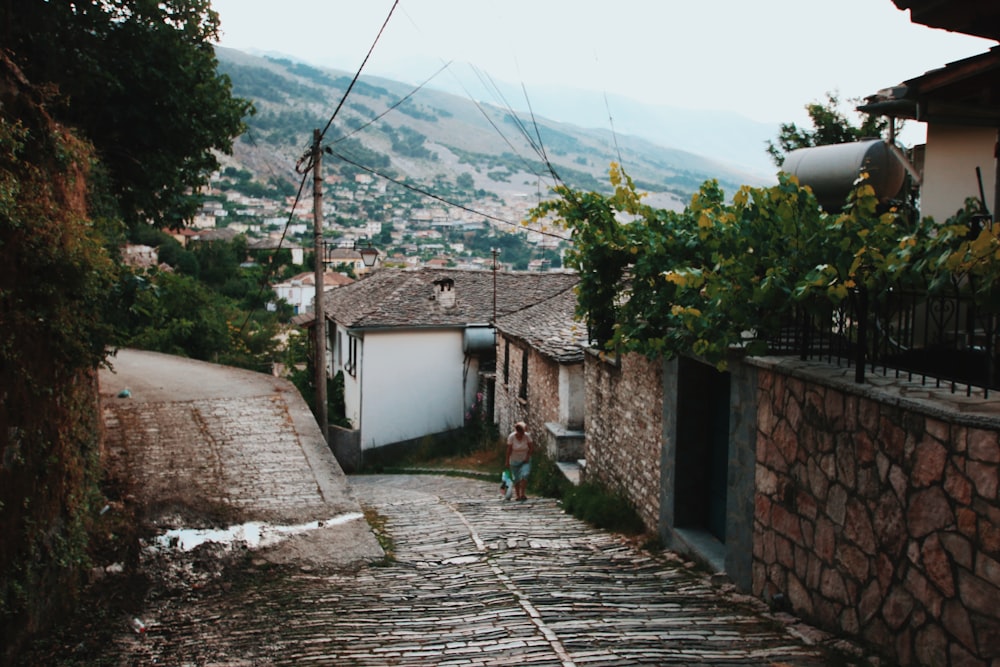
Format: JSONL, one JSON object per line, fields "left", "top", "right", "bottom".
{"left": 273, "top": 271, "right": 354, "bottom": 315}
{"left": 320, "top": 268, "right": 579, "bottom": 467}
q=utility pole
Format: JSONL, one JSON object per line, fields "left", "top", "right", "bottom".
{"left": 312, "top": 129, "right": 328, "bottom": 440}
{"left": 491, "top": 248, "right": 499, "bottom": 326}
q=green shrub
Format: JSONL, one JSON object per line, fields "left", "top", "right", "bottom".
{"left": 561, "top": 482, "right": 646, "bottom": 535}
{"left": 528, "top": 453, "right": 645, "bottom": 536}
{"left": 528, "top": 453, "right": 571, "bottom": 499}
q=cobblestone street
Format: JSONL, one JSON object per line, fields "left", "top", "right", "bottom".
{"left": 37, "top": 350, "right": 874, "bottom": 666}
{"left": 98, "top": 474, "right": 867, "bottom": 666}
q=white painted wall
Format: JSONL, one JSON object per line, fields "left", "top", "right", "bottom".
{"left": 358, "top": 329, "right": 470, "bottom": 450}
{"left": 273, "top": 280, "right": 309, "bottom": 314}
{"left": 558, "top": 363, "right": 585, "bottom": 430}
{"left": 921, "top": 125, "right": 998, "bottom": 223}
{"left": 333, "top": 324, "right": 362, "bottom": 427}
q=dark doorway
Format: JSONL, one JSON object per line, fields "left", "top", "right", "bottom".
{"left": 674, "top": 357, "right": 731, "bottom": 542}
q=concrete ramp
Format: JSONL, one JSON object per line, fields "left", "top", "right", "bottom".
{"left": 99, "top": 349, "right": 382, "bottom": 568}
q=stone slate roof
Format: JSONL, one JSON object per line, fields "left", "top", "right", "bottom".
{"left": 323, "top": 267, "right": 579, "bottom": 329}
{"left": 496, "top": 285, "right": 589, "bottom": 363}
{"left": 248, "top": 237, "right": 303, "bottom": 251}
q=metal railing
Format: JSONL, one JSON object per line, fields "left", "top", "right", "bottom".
{"left": 766, "top": 287, "right": 999, "bottom": 397}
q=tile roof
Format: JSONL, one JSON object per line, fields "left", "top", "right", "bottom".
{"left": 496, "top": 285, "right": 590, "bottom": 363}
{"left": 323, "top": 267, "right": 579, "bottom": 329}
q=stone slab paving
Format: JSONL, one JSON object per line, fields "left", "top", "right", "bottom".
{"left": 98, "top": 349, "right": 380, "bottom": 568}
{"left": 102, "top": 474, "right": 871, "bottom": 666}
{"left": 67, "top": 351, "right": 876, "bottom": 665}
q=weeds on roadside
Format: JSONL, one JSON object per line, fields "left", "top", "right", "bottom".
{"left": 527, "top": 454, "right": 645, "bottom": 536}
{"left": 362, "top": 506, "right": 396, "bottom": 566}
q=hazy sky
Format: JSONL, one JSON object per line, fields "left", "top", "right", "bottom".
{"left": 210, "top": 0, "right": 993, "bottom": 131}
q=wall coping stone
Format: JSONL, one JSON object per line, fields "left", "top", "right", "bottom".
{"left": 746, "top": 356, "right": 1000, "bottom": 430}
{"left": 545, "top": 422, "right": 585, "bottom": 438}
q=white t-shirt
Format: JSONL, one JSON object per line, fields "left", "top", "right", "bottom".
{"left": 507, "top": 431, "right": 532, "bottom": 464}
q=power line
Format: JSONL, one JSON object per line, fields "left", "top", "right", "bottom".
{"left": 316, "top": 0, "right": 399, "bottom": 144}
{"left": 328, "top": 149, "right": 570, "bottom": 242}
{"left": 330, "top": 61, "right": 452, "bottom": 146}
{"left": 235, "top": 160, "right": 312, "bottom": 336}
{"left": 230, "top": 0, "right": 577, "bottom": 337}
{"left": 465, "top": 66, "right": 555, "bottom": 182}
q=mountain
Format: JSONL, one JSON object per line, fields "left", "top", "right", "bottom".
{"left": 502, "top": 88, "right": 781, "bottom": 179}
{"left": 215, "top": 48, "right": 773, "bottom": 208}
{"left": 368, "top": 57, "right": 781, "bottom": 180}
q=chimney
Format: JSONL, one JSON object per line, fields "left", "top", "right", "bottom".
{"left": 433, "top": 277, "right": 456, "bottom": 308}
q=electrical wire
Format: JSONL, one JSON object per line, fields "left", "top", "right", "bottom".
{"left": 517, "top": 79, "right": 561, "bottom": 184}
{"left": 466, "top": 65, "right": 555, "bottom": 182}
{"left": 235, "top": 159, "right": 312, "bottom": 335}
{"left": 604, "top": 91, "right": 627, "bottom": 172}
{"left": 329, "top": 149, "right": 570, "bottom": 242}
{"left": 316, "top": 0, "right": 399, "bottom": 145}
{"left": 231, "top": 0, "right": 578, "bottom": 337}
{"left": 329, "top": 60, "right": 452, "bottom": 145}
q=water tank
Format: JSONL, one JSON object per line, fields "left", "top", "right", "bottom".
{"left": 782, "top": 139, "right": 906, "bottom": 212}
{"left": 463, "top": 327, "right": 495, "bottom": 354}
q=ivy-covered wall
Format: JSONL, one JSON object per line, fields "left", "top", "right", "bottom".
{"left": 0, "top": 53, "right": 116, "bottom": 664}
{"left": 0, "top": 371, "right": 103, "bottom": 664}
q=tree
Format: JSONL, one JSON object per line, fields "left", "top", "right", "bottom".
{"left": 0, "top": 0, "right": 253, "bottom": 228}
{"left": 1, "top": 54, "right": 121, "bottom": 654}
{"left": 531, "top": 163, "right": 975, "bottom": 369}
{"left": 766, "top": 92, "right": 890, "bottom": 167}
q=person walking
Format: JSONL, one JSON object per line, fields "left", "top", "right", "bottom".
{"left": 505, "top": 421, "right": 534, "bottom": 501}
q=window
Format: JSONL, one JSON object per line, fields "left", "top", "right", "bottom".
{"left": 519, "top": 349, "right": 528, "bottom": 400}
{"left": 503, "top": 339, "right": 510, "bottom": 385}
{"left": 345, "top": 335, "right": 359, "bottom": 377}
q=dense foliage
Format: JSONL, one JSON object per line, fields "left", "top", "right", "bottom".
{"left": 117, "top": 229, "right": 294, "bottom": 372}
{"left": 1, "top": 0, "right": 253, "bottom": 228}
{"left": 533, "top": 164, "right": 997, "bottom": 369}
{"left": 1, "top": 4, "right": 255, "bottom": 656}
{"left": 0, "top": 55, "right": 117, "bottom": 662}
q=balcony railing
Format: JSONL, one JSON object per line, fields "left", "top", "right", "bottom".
{"left": 766, "top": 286, "right": 999, "bottom": 397}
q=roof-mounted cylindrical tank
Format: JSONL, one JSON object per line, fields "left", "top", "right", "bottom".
{"left": 463, "top": 326, "right": 495, "bottom": 354}
{"left": 782, "top": 139, "right": 906, "bottom": 212}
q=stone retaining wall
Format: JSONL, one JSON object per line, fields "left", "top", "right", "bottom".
{"left": 583, "top": 351, "right": 664, "bottom": 532}
{"left": 753, "top": 365, "right": 1000, "bottom": 666}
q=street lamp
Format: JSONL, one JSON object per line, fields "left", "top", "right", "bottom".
{"left": 358, "top": 242, "right": 380, "bottom": 268}
{"left": 323, "top": 239, "right": 380, "bottom": 269}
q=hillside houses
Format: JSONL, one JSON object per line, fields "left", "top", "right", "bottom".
{"left": 195, "top": 166, "right": 564, "bottom": 274}
{"left": 272, "top": 270, "right": 353, "bottom": 315}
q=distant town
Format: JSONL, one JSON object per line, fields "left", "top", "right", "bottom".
{"left": 191, "top": 163, "right": 567, "bottom": 269}
{"left": 124, "top": 162, "right": 571, "bottom": 316}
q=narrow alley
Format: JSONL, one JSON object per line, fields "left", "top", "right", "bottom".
{"left": 24, "top": 350, "right": 873, "bottom": 666}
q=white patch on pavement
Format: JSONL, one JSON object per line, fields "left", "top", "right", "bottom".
{"left": 147, "top": 513, "right": 365, "bottom": 553}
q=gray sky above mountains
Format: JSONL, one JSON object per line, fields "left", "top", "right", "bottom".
{"left": 211, "top": 0, "right": 993, "bottom": 149}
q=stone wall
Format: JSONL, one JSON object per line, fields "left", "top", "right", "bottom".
{"left": 494, "top": 334, "right": 560, "bottom": 452}
{"left": 494, "top": 335, "right": 525, "bottom": 436}
{"left": 584, "top": 351, "right": 664, "bottom": 532}
{"left": 752, "top": 362, "right": 1000, "bottom": 666}
{"left": 528, "top": 352, "right": 561, "bottom": 453}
